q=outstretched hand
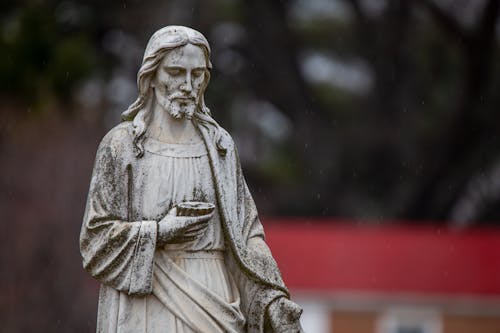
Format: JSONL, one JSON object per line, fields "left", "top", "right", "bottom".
{"left": 266, "top": 297, "right": 304, "bottom": 333}
{"left": 157, "top": 206, "right": 213, "bottom": 245}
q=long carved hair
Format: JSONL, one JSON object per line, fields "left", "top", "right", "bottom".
{"left": 121, "top": 26, "right": 227, "bottom": 158}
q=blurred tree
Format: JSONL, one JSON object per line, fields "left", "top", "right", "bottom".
{"left": 2, "top": 2, "right": 500, "bottom": 330}
{"left": 406, "top": 0, "right": 500, "bottom": 222}
{"left": 0, "top": 2, "right": 98, "bottom": 109}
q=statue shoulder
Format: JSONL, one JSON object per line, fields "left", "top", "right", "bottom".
{"left": 198, "top": 122, "right": 236, "bottom": 154}
{"left": 97, "top": 122, "right": 133, "bottom": 156}
{"left": 218, "top": 126, "right": 236, "bottom": 152}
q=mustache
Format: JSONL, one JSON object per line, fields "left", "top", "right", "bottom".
{"left": 168, "top": 93, "right": 197, "bottom": 101}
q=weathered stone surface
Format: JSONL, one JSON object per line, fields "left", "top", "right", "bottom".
{"left": 80, "top": 25, "right": 303, "bottom": 332}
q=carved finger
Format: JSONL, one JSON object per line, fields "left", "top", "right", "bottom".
{"left": 178, "top": 236, "right": 197, "bottom": 242}
{"left": 189, "top": 212, "right": 214, "bottom": 224}
{"left": 184, "top": 217, "right": 211, "bottom": 228}
{"left": 185, "top": 223, "right": 209, "bottom": 232}
{"left": 183, "top": 229, "right": 206, "bottom": 237}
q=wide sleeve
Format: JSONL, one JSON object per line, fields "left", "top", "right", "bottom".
{"left": 80, "top": 135, "right": 157, "bottom": 296}
{"left": 233, "top": 153, "right": 303, "bottom": 332}
{"left": 199, "top": 125, "right": 302, "bottom": 332}
{"left": 236, "top": 151, "right": 287, "bottom": 292}
{"left": 239, "top": 177, "right": 303, "bottom": 333}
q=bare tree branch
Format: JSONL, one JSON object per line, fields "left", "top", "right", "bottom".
{"left": 416, "top": 0, "right": 470, "bottom": 43}
{"left": 406, "top": 0, "right": 500, "bottom": 222}
{"left": 345, "top": 0, "right": 371, "bottom": 24}
{"left": 475, "top": 0, "right": 499, "bottom": 45}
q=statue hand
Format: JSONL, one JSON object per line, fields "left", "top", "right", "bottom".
{"left": 267, "top": 297, "right": 304, "bottom": 333}
{"left": 157, "top": 207, "right": 213, "bottom": 245}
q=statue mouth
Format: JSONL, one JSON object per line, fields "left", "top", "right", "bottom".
{"left": 170, "top": 93, "right": 196, "bottom": 101}
{"left": 174, "top": 97, "right": 195, "bottom": 102}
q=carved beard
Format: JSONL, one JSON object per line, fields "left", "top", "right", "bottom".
{"left": 167, "top": 98, "right": 197, "bottom": 120}
{"left": 155, "top": 92, "right": 198, "bottom": 120}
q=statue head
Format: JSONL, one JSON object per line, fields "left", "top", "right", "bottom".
{"left": 122, "top": 26, "right": 225, "bottom": 157}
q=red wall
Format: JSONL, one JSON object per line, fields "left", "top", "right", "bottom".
{"left": 264, "top": 220, "right": 500, "bottom": 297}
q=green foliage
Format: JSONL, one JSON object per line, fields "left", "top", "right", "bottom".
{"left": 49, "top": 36, "right": 95, "bottom": 100}
{"left": 311, "top": 83, "right": 355, "bottom": 121}
{"left": 258, "top": 146, "right": 302, "bottom": 185}
{"left": 0, "top": 3, "right": 96, "bottom": 109}
{"left": 295, "top": 18, "right": 358, "bottom": 57}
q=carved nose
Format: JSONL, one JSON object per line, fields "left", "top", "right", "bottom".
{"left": 180, "top": 73, "right": 193, "bottom": 92}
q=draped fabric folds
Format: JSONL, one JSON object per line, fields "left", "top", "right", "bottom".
{"left": 153, "top": 251, "right": 245, "bottom": 333}
{"left": 80, "top": 121, "right": 292, "bottom": 333}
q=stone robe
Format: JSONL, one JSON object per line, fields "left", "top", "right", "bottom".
{"left": 80, "top": 121, "right": 293, "bottom": 332}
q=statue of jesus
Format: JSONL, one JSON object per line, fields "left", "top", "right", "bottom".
{"left": 80, "top": 26, "right": 303, "bottom": 333}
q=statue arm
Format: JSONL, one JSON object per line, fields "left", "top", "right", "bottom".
{"left": 203, "top": 128, "right": 304, "bottom": 332}
{"left": 238, "top": 168, "right": 303, "bottom": 332}
{"left": 80, "top": 132, "right": 157, "bottom": 296}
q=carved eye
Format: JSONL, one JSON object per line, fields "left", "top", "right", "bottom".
{"left": 192, "top": 69, "right": 204, "bottom": 78}
{"left": 166, "top": 68, "right": 182, "bottom": 76}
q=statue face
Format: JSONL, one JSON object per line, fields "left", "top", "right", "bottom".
{"left": 152, "top": 43, "right": 207, "bottom": 120}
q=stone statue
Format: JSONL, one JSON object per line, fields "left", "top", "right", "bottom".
{"left": 80, "top": 26, "right": 303, "bottom": 333}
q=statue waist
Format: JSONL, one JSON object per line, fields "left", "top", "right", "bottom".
{"left": 163, "top": 249, "right": 225, "bottom": 260}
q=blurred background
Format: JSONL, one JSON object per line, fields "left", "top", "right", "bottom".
{"left": 1, "top": 0, "right": 500, "bottom": 332}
